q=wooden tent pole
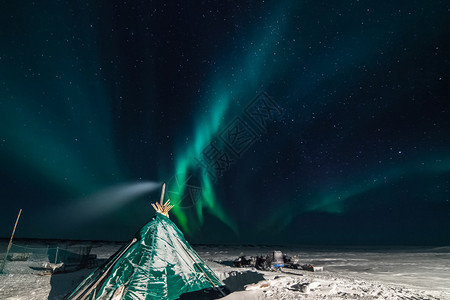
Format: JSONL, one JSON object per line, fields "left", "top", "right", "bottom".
{"left": 159, "top": 183, "right": 166, "bottom": 205}
{"left": 1, "top": 209, "right": 22, "bottom": 272}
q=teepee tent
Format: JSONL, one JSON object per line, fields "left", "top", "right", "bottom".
{"left": 65, "top": 184, "right": 227, "bottom": 300}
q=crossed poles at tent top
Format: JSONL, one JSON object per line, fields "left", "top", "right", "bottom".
{"left": 151, "top": 183, "right": 174, "bottom": 217}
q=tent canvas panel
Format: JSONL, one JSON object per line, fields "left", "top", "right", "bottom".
{"left": 65, "top": 213, "right": 225, "bottom": 300}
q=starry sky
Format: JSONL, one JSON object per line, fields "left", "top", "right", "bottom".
{"left": 1, "top": 0, "right": 449, "bottom": 245}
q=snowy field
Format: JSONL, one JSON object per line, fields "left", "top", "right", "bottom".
{"left": 0, "top": 240, "right": 449, "bottom": 299}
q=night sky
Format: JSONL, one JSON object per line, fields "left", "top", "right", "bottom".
{"left": 1, "top": 0, "right": 449, "bottom": 245}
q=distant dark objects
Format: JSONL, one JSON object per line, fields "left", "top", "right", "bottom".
{"left": 234, "top": 250, "right": 287, "bottom": 270}
{"left": 233, "top": 251, "right": 323, "bottom": 272}
{"left": 300, "top": 264, "right": 323, "bottom": 272}
{"left": 233, "top": 255, "right": 255, "bottom": 268}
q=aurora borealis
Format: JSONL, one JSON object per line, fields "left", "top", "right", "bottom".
{"left": 1, "top": 0, "right": 449, "bottom": 245}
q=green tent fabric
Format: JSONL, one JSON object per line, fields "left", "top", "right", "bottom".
{"left": 65, "top": 213, "right": 226, "bottom": 300}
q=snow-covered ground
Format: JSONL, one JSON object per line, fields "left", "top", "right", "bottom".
{"left": 0, "top": 241, "right": 449, "bottom": 299}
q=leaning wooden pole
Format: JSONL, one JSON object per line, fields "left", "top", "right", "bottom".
{"left": 1, "top": 209, "right": 22, "bottom": 273}
{"left": 159, "top": 183, "right": 166, "bottom": 206}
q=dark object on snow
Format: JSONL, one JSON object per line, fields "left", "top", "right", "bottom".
{"left": 301, "top": 264, "right": 323, "bottom": 272}
{"left": 283, "top": 254, "right": 302, "bottom": 269}
{"left": 42, "top": 262, "right": 65, "bottom": 273}
{"left": 271, "top": 251, "right": 284, "bottom": 268}
{"left": 7, "top": 252, "right": 31, "bottom": 261}
{"left": 233, "top": 256, "right": 255, "bottom": 268}
{"left": 255, "top": 255, "right": 271, "bottom": 270}
{"left": 232, "top": 253, "right": 323, "bottom": 272}
{"left": 233, "top": 252, "right": 284, "bottom": 271}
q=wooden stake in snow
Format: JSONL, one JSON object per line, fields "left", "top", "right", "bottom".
{"left": 0, "top": 209, "right": 22, "bottom": 273}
